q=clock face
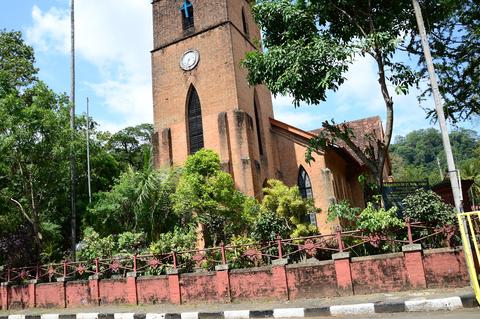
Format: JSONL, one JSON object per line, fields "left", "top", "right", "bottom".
{"left": 180, "top": 49, "right": 199, "bottom": 71}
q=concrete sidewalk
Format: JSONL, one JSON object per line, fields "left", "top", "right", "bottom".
{"left": 0, "top": 287, "right": 477, "bottom": 317}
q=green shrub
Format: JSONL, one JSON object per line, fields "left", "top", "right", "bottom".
{"left": 77, "top": 227, "right": 116, "bottom": 261}
{"left": 327, "top": 200, "right": 361, "bottom": 230}
{"left": 147, "top": 226, "right": 197, "bottom": 255}
{"left": 172, "top": 149, "right": 248, "bottom": 246}
{"left": 402, "top": 189, "right": 455, "bottom": 226}
{"left": 357, "top": 203, "right": 403, "bottom": 233}
{"left": 227, "top": 235, "right": 259, "bottom": 268}
{"left": 257, "top": 179, "right": 318, "bottom": 240}
{"left": 251, "top": 210, "right": 290, "bottom": 242}
{"left": 117, "top": 231, "right": 146, "bottom": 255}
{"left": 39, "top": 221, "right": 63, "bottom": 263}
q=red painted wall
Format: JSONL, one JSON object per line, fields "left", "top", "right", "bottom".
{"left": 66, "top": 281, "right": 91, "bottom": 307}
{"left": 286, "top": 262, "right": 337, "bottom": 299}
{"left": 180, "top": 272, "right": 218, "bottom": 303}
{"left": 137, "top": 276, "right": 170, "bottom": 305}
{"left": 351, "top": 253, "right": 410, "bottom": 294}
{"left": 36, "top": 282, "right": 64, "bottom": 308}
{"left": 229, "top": 268, "right": 275, "bottom": 301}
{"left": 423, "top": 248, "right": 469, "bottom": 288}
{"left": 0, "top": 248, "right": 470, "bottom": 310}
{"left": 99, "top": 279, "right": 128, "bottom": 305}
{"left": 8, "top": 285, "right": 29, "bottom": 309}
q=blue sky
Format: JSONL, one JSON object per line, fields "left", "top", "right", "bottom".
{"left": 0, "top": 0, "right": 474, "bottom": 138}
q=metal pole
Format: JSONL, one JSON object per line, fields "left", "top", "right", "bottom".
{"left": 70, "top": 0, "right": 77, "bottom": 259}
{"left": 411, "top": 0, "right": 463, "bottom": 213}
{"left": 86, "top": 97, "right": 92, "bottom": 204}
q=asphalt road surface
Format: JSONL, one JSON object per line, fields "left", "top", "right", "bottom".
{"left": 304, "top": 309, "right": 479, "bottom": 318}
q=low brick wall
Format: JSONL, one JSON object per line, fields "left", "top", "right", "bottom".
{"left": 0, "top": 247, "right": 469, "bottom": 310}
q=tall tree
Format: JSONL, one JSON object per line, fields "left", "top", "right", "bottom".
{"left": 0, "top": 31, "right": 74, "bottom": 258}
{"left": 0, "top": 30, "right": 38, "bottom": 94}
{"left": 107, "top": 123, "right": 154, "bottom": 170}
{"left": 242, "top": 0, "right": 456, "bottom": 190}
{"left": 0, "top": 82, "right": 72, "bottom": 255}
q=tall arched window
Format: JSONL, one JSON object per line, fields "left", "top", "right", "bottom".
{"left": 241, "top": 8, "right": 249, "bottom": 36}
{"left": 298, "top": 166, "right": 313, "bottom": 199}
{"left": 187, "top": 86, "right": 204, "bottom": 154}
{"left": 253, "top": 95, "right": 264, "bottom": 156}
{"left": 181, "top": 0, "right": 194, "bottom": 30}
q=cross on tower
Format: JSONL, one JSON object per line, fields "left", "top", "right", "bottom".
{"left": 180, "top": 0, "right": 193, "bottom": 18}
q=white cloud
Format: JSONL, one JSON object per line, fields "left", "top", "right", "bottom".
{"left": 89, "top": 80, "right": 152, "bottom": 123}
{"left": 26, "top": 5, "right": 70, "bottom": 53}
{"left": 337, "top": 57, "right": 385, "bottom": 112}
{"left": 274, "top": 110, "right": 324, "bottom": 129}
{"left": 26, "top": 0, "right": 153, "bottom": 129}
{"left": 272, "top": 94, "right": 295, "bottom": 108}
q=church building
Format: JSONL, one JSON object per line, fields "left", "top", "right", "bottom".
{"left": 151, "top": 0, "right": 389, "bottom": 234}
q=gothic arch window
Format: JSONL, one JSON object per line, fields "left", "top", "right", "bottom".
{"left": 187, "top": 86, "right": 204, "bottom": 154}
{"left": 241, "top": 7, "right": 249, "bottom": 36}
{"left": 181, "top": 0, "right": 194, "bottom": 30}
{"left": 298, "top": 166, "right": 313, "bottom": 199}
{"left": 253, "top": 92, "right": 264, "bottom": 156}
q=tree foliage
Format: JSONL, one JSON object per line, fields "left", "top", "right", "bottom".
{"left": 402, "top": 189, "right": 455, "bottom": 225}
{"left": 390, "top": 128, "right": 479, "bottom": 184}
{"left": 407, "top": 0, "right": 479, "bottom": 122}
{"left": 106, "top": 123, "right": 153, "bottom": 171}
{"left": 327, "top": 200, "right": 402, "bottom": 233}
{"left": 0, "top": 30, "right": 75, "bottom": 261}
{"left": 84, "top": 165, "right": 181, "bottom": 241}
{"left": 0, "top": 30, "right": 38, "bottom": 93}
{"left": 257, "top": 179, "right": 317, "bottom": 239}
{"left": 173, "top": 149, "right": 248, "bottom": 246}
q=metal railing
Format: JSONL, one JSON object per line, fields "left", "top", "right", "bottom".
{"left": 0, "top": 219, "right": 457, "bottom": 284}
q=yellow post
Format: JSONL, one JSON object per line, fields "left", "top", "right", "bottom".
{"left": 457, "top": 212, "right": 480, "bottom": 304}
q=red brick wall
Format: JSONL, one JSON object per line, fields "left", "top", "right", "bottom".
{"left": 1, "top": 248, "right": 470, "bottom": 310}
{"left": 137, "top": 276, "right": 170, "bottom": 305}
{"left": 423, "top": 248, "right": 469, "bottom": 288}
{"left": 286, "top": 262, "right": 337, "bottom": 299}
{"left": 351, "top": 253, "right": 410, "bottom": 294}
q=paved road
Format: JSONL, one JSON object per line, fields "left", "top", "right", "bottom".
{"left": 305, "top": 309, "right": 478, "bottom": 318}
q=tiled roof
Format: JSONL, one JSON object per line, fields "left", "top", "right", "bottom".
{"left": 309, "top": 116, "right": 385, "bottom": 167}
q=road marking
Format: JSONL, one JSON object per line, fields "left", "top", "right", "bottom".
{"left": 273, "top": 308, "right": 304, "bottom": 318}
{"left": 181, "top": 313, "right": 198, "bottom": 319}
{"left": 223, "top": 310, "right": 250, "bottom": 319}
{"left": 330, "top": 303, "right": 375, "bottom": 316}
{"left": 405, "top": 297, "right": 463, "bottom": 312}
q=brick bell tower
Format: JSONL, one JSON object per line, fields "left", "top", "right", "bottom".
{"left": 151, "top": 0, "right": 277, "bottom": 197}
